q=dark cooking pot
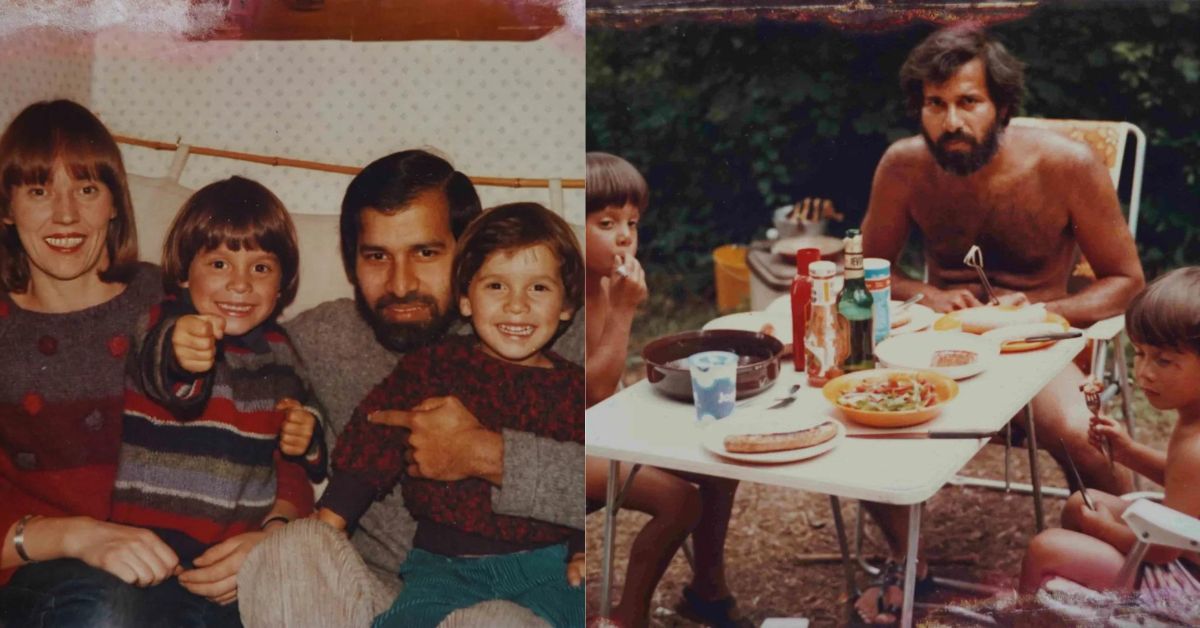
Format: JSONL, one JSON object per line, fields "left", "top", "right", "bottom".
{"left": 642, "top": 329, "right": 784, "bottom": 402}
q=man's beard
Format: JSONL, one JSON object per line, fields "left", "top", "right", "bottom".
{"left": 355, "top": 287, "right": 455, "bottom": 354}
{"left": 923, "top": 122, "right": 1001, "bottom": 177}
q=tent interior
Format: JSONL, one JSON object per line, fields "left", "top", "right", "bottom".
{"left": 0, "top": 1, "right": 584, "bottom": 318}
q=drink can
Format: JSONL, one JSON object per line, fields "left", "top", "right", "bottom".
{"left": 864, "top": 258, "right": 891, "bottom": 344}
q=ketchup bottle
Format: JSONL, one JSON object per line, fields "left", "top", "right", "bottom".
{"left": 790, "top": 248, "right": 822, "bottom": 372}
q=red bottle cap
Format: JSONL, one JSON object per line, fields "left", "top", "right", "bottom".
{"left": 795, "top": 247, "right": 821, "bottom": 274}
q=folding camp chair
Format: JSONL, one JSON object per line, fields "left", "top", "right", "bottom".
{"left": 1009, "top": 117, "right": 1145, "bottom": 444}
{"left": 949, "top": 118, "right": 1149, "bottom": 523}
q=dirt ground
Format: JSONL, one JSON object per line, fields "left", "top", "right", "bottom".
{"left": 584, "top": 377, "right": 1173, "bottom": 627}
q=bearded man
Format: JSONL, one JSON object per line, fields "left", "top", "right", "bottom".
{"left": 855, "top": 25, "right": 1145, "bottom": 624}
{"left": 236, "top": 150, "right": 582, "bottom": 627}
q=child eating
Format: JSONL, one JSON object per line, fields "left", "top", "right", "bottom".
{"left": 583, "top": 152, "right": 746, "bottom": 628}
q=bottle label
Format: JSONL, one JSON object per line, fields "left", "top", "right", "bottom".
{"left": 811, "top": 278, "right": 836, "bottom": 305}
{"left": 869, "top": 285, "right": 891, "bottom": 344}
{"left": 845, "top": 252, "right": 863, "bottom": 279}
{"left": 805, "top": 304, "right": 845, "bottom": 385}
{"left": 863, "top": 260, "right": 889, "bottom": 342}
{"left": 865, "top": 277, "right": 889, "bottom": 291}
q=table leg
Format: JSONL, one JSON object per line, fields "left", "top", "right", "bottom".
{"left": 854, "top": 501, "right": 879, "bottom": 576}
{"left": 600, "top": 460, "right": 619, "bottom": 616}
{"left": 828, "top": 496, "right": 858, "bottom": 604}
{"left": 600, "top": 461, "right": 643, "bottom": 617}
{"left": 1024, "top": 403, "right": 1045, "bottom": 532}
{"left": 1004, "top": 422, "right": 1012, "bottom": 492}
{"left": 900, "top": 504, "right": 922, "bottom": 628}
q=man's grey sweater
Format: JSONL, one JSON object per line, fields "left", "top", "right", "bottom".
{"left": 284, "top": 299, "right": 584, "bottom": 586}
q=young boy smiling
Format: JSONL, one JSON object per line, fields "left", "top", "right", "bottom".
{"left": 318, "top": 203, "right": 584, "bottom": 628}
{"left": 111, "top": 176, "right": 325, "bottom": 623}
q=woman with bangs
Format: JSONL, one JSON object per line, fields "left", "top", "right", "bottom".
{"left": 0, "top": 100, "right": 312, "bottom": 627}
{"left": 0, "top": 100, "right": 170, "bottom": 627}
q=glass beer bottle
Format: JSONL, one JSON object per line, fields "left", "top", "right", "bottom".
{"left": 838, "top": 229, "right": 875, "bottom": 372}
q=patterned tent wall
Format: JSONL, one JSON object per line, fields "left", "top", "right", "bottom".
{"left": 0, "top": 28, "right": 585, "bottom": 223}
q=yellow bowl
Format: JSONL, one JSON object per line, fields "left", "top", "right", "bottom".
{"left": 822, "top": 369, "right": 959, "bottom": 428}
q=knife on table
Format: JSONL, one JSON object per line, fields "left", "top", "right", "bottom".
{"left": 847, "top": 430, "right": 997, "bottom": 440}
{"left": 1001, "top": 331, "right": 1083, "bottom": 346}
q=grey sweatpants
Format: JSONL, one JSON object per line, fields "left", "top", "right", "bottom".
{"left": 237, "top": 519, "right": 550, "bottom": 627}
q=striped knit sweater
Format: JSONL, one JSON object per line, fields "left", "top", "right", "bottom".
{"left": 110, "top": 296, "right": 326, "bottom": 564}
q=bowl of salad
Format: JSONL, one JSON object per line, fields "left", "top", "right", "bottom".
{"left": 821, "top": 369, "right": 958, "bottom": 428}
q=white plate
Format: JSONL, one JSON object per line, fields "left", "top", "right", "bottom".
{"left": 703, "top": 311, "right": 794, "bottom": 346}
{"left": 701, "top": 414, "right": 845, "bottom": 464}
{"left": 765, "top": 294, "right": 793, "bottom": 317}
{"left": 875, "top": 331, "right": 1000, "bottom": 380}
{"left": 888, "top": 301, "right": 937, "bottom": 335}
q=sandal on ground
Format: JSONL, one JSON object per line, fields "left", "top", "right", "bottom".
{"left": 852, "top": 562, "right": 937, "bottom": 626}
{"left": 674, "top": 586, "right": 755, "bottom": 628}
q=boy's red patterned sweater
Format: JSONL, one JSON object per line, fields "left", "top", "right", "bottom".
{"left": 321, "top": 336, "right": 583, "bottom": 556}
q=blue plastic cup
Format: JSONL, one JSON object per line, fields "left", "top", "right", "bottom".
{"left": 688, "top": 351, "right": 739, "bottom": 424}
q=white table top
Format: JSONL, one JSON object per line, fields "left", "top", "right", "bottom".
{"left": 586, "top": 334, "right": 1087, "bottom": 505}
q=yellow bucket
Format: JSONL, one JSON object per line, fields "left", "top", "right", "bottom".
{"left": 712, "top": 244, "right": 750, "bottom": 312}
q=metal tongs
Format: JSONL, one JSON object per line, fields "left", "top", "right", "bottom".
{"left": 963, "top": 245, "right": 1001, "bottom": 306}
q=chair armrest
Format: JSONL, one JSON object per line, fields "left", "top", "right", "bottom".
{"left": 1121, "top": 490, "right": 1165, "bottom": 503}
{"left": 1122, "top": 499, "right": 1200, "bottom": 552}
{"left": 1084, "top": 315, "right": 1125, "bottom": 342}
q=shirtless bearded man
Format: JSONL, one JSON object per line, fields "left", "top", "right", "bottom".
{"left": 855, "top": 25, "right": 1145, "bottom": 624}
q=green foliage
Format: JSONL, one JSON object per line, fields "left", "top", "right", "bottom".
{"left": 588, "top": 2, "right": 1200, "bottom": 294}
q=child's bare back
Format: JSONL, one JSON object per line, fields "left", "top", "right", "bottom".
{"left": 1162, "top": 421, "right": 1200, "bottom": 555}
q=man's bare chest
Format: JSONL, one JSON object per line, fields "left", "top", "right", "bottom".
{"left": 910, "top": 176, "right": 1072, "bottom": 272}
